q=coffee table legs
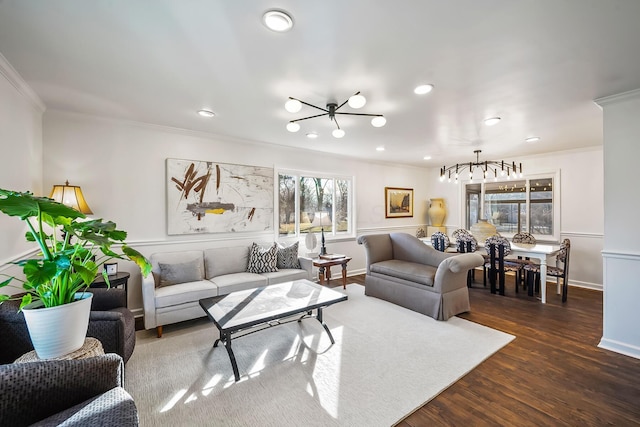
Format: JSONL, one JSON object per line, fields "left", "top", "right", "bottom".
{"left": 214, "top": 332, "right": 240, "bottom": 382}
{"left": 316, "top": 307, "right": 335, "bottom": 344}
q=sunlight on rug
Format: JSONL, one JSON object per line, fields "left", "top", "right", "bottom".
{"left": 126, "top": 284, "right": 514, "bottom": 427}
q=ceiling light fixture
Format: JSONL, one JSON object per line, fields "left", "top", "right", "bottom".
{"left": 439, "top": 150, "right": 523, "bottom": 184}
{"left": 414, "top": 84, "right": 434, "bottom": 95}
{"left": 484, "top": 117, "right": 501, "bottom": 126}
{"left": 306, "top": 132, "right": 318, "bottom": 139}
{"left": 285, "top": 91, "right": 386, "bottom": 138}
{"left": 197, "top": 109, "right": 215, "bottom": 117}
{"left": 423, "top": 155, "right": 432, "bottom": 160}
{"left": 376, "top": 146, "right": 385, "bottom": 151}
{"left": 262, "top": 10, "right": 293, "bottom": 32}
{"left": 525, "top": 136, "right": 540, "bottom": 143}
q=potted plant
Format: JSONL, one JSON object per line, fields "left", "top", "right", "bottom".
{"left": 0, "top": 188, "right": 151, "bottom": 359}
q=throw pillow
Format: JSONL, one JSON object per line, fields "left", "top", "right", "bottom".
{"left": 277, "top": 241, "right": 301, "bottom": 269}
{"left": 246, "top": 242, "right": 278, "bottom": 274}
{"left": 157, "top": 258, "right": 204, "bottom": 287}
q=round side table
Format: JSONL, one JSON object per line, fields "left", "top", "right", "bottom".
{"left": 15, "top": 337, "right": 105, "bottom": 363}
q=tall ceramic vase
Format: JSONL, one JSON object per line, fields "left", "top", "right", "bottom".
{"left": 428, "top": 198, "right": 446, "bottom": 226}
{"left": 22, "top": 292, "right": 93, "bottom": 359}
{"left": 470, "top": 219, "right": 498, "bottom": 244}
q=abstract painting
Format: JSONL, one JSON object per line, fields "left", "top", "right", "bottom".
{"left": 166, "top": 158, "right": 274, "bottom": 234}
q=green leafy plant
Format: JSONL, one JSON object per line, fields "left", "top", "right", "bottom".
{"left": 0, "top": 189, "right": 151, "bottom": 310}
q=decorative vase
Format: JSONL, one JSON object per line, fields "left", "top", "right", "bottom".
{"left": 22, "top": 292, "right": 93, "bottom": 359}
{"left": 428, "top": 198, "right": 446, "bottom": 226}
{"left": 470, "top": 219, "right": 498, "bottom": 245}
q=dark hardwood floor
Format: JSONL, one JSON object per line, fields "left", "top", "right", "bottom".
{"left": 347, "top": 273, "right": 640, "bottom": 427}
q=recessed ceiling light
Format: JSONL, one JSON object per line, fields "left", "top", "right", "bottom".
{"left": 197, "top": 110, "right": 215, "bottom": 118}
{"left": 525, "top": 136, "right": 540, "bottom": 143}
{"left": 306, "top": 132, "right": 318, "bottom": 139}
{"left": 286, "top": 122, "right": 300, "bottom": 132}
{"left": 423, "top": 155, "right": 432, "bottom": 160}
{"left": 262, "top": 10, "right": 293, "bottom": 32}
{"left": 376, "top": 146, "right": 385, "bottom": 151}
{"left": 484, "top": 117, "right": 501, "bottom": 126}
{"left": 414, "top": 84, "right": 434, "bottom": 95}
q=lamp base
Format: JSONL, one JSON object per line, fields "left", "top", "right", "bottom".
{"left": 320, "top": 228, "right": 327, "bottom": 255}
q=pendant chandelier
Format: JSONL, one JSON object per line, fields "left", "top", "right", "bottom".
{"left": 285, "top": 91, "right": 386, "bottom": 138}
{"left": 439, "top": 150, "right": 523, "bottom": 183}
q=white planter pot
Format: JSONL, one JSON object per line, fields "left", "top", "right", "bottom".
{"left": 22, "top": 292, "right": 93, "bottom": 359}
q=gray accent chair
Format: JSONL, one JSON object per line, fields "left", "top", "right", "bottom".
{"left": 0, "top": 354, "right": 138, "bottom": 426}
{"left": 0, "top": 288, "right": 135, "bottom": 364}
{"left": 357, "top": 232, "right": 485, "bottom": 320}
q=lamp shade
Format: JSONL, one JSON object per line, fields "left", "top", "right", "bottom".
{"left": 49, "top": 181, "right": 93, "bottom": 214}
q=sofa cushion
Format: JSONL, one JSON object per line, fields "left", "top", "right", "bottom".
{"left": 158, "top": 258, "right": 204, "bottom": 287}
{"left": 246, "top": 242, "right": 278, "bottom": 273}
{"left": 277, "top": 242, "right": 301, "bottom": 269}
{"left": 211, "top": 272, "right": 268, "bottom": 294}
{"left": 261, "top": 269, "right": 309, "bottom": 285}
{"left": 150, "top": 250, "right": 204, "bottom": 287}
{"left": 204, "top": 246, "right": 250, "bottom": 279}
{"left": 370, "top": 260, "right": 437, "bottom": 287}
{"left": 154, "top": 280, "right": 218, "bottom": 308}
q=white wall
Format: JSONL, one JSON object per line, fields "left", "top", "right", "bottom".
{"left": 596, "top": 89, "right": 640, "bottom": 359}
{"left": 424, "top": 147, "right": 604, "bottom": 290}
{"left": 0, "top": 54, "right": 44, "bottom": 278}
{"left": 43, "top": 111, "right": 430, "bottom": 314}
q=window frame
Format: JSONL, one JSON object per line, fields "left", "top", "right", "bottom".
{"left": 458, "top": 170, "right": 561, "bottom": 243}
{"left": 276, "top": 168, "right": 356, "bottom": 241}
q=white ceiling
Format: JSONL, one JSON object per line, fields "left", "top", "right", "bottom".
{"left": 1, "top": 0, "right": 640, "bottom": 167}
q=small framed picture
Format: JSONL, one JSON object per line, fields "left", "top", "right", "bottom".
{"left": 104, "top": 263, "right": 118, "bottom": 276}
{"left": 385, "top": 187, "right": 414, "bottom": 218}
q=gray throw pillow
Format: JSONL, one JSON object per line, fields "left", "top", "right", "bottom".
{"left": 277, "top": 241, "right": 301, "bottom": 269}
{"left": 158, "top": 258, "right": 204, "bottom": 287}
{"left": 246, "top": 242, "right": 278, "bottom": 274}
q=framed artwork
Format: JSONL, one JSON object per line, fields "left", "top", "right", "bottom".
{"left": 104, "top": 263, "right": 118, "bottom": 276}
{"left": 385, "top": 187, "right": 414, "bottom": 218}
{"left": 166, "top": 158, "right": 274, "bottom": 235}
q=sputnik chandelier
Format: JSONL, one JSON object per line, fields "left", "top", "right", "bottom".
{"left": 285, "top": 91, "right": 386, "bottom": 138}
{"left": 439, "top": 149, "right": 523, "bottom": 183}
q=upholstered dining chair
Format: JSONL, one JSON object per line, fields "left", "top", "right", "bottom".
{"left": 525, "top": 238, "right": 571, "bottom": 302}
{"left": 430, "top": 231, "right": 450, "bottom": 252}
{"left": 483, "top": 235, "right": 524, "bottom": 295}
{"left": 457, "top": 233, "right": 478, "bottom": 287}
{"left": 511, "top": 231, "right": 538, "bottom": 287}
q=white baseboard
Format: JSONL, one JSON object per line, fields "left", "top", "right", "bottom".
{"left": 598, "top": 338, "right": 640, "bottom": 360}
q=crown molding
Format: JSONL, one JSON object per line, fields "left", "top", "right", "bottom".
{"left": 0, "top": 52, "right": 46, "bottom": 113}
{"left": 595, "top": 88, "right": 640, "bottom": 107}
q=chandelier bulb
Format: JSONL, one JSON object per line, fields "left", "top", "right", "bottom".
{"left": 348, "top": 93, "right": 366, "bottom": 109}
{"left": 332, "top": 128, "right": 345, "bottom": 138}
{"left": 285, "top": 98, "right": 302, "bottom": 113}
{"left": 371, "top": 116, "right": 386, "bottom": 127}
{"left": 286, "top": 122, "right": 300, "bottom": 132}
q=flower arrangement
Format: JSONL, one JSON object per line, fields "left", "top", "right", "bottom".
{"left": 0, "top": 189, "right": 151, "bottom": 309}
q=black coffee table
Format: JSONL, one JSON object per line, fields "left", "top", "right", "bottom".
{"left": 199, "top": 279, "right": 348, "bottom": 381}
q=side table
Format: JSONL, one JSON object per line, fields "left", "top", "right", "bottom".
{"left": 90, "top": 272, "right": 130, "bottom": 307}
{"left": 15, "top": 337, "right": 105, "bottom": 363}
{"left": 312, "top": 257, "right": 352, "bottom": 289}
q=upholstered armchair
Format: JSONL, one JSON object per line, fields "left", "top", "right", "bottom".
{"left": 0, "top": 288, "right": 135, "bottom": 364}
{"left": 0, "top": 354, "right": 138, "bottom": 426}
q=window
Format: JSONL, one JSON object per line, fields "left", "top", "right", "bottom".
{"left": 464, "top": 173, "right": 558, "bottom": 241}
{"left": 278, "top": 172, "right": 353, "bottom": 237}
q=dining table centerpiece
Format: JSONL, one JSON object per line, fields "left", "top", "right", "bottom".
{"left": 0, "top": 188, "right": 151, "bottom": 359}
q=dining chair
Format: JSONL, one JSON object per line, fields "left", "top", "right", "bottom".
{"left": 430, "top": 231, "right": 450, "bottom": 252}
{"left": 511, "top": 231, "right": 538, "bottom": 288}
{"left": 456, "top": 233, "right": 478, "bottom": 287}
{"left": 524, "top": 238, "right": 571, "bottom": 302}
{"left": 483, "top": 235, "right": 524, "bottom": 295}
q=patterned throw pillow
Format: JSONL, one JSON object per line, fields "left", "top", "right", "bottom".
{"left": 277, "top": 242, "right": 301, "bottom": 269}
{"left": 247, "top": 242, "right": 279, "bottom": 274}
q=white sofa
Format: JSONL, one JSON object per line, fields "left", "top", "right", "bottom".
{"left": 142, "top": 244, "right": 312, "bottom": 337}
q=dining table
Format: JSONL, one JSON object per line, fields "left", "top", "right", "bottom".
{"left": 503, "top": 242, "right": 561, "bottom": 304}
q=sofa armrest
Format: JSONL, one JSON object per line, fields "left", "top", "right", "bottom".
{"left": 141, "top": 274, "right": 157, "bottom": 330}
{"left": 434, "top": 253, "right": 485, "bottom": 293}
{"left": 0, "top": 354, "right": 124, "bottom": 426}
{"left": 357, "top": 234, "right": 393, "bottom": 273}
{"left": 298, "top": 257, "right": 313, "bottom": 280}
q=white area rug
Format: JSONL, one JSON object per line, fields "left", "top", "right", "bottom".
{"left": 127, "top": 285, "right": 514, "bottom": 426}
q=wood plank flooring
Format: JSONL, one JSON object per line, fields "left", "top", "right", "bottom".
{"left": 346, "top": 274, "right": 640, "bottom": 426}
